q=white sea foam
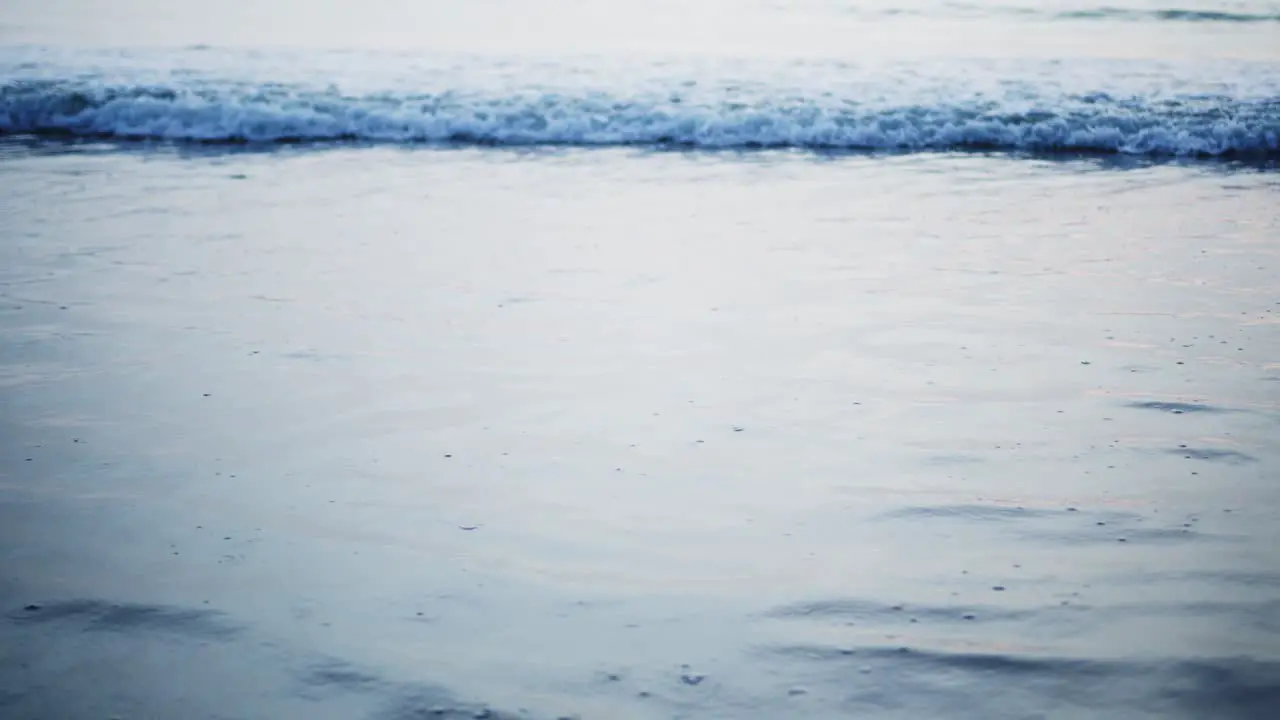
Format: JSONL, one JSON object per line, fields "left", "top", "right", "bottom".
{"left": 3, "top": 77, "right": 1276, "bottom": 157}
{"left": 2, "top": 49, "right": 1277, "bottom": 158}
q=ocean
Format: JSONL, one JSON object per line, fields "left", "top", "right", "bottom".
{"left": 1, "top": 1, "right": 1278, "bottom": 719}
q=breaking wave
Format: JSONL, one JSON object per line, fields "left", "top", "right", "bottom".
{"left": 1, "top": 78, "right": 1277, "bottom": 157}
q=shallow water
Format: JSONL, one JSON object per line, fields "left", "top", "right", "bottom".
{"left": 2, "top": 2, "right": 1279, "bottom": 719}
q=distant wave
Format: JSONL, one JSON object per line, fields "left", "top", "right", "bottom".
{"left": 907, "top": 4, "right": 1280, "bottom": 22}
{"left": 1, "top": 79, "right": 1277, "bottom": 157}
{"left": 1055, "top": 7, "right": 1280, "bottom": 22}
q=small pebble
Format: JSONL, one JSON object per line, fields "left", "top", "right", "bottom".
{"left": 24, "top": 604, "right": 40, "bottom": 611}
{"left": 992, "top": 586, "right": 1006, "bottom": 591}
{"left": 680, "top": 674, "right": 706, "bottom": 686}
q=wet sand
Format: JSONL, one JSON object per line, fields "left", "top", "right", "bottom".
{"left": 1, "top": 146, "right": 1278, "bottom": 719}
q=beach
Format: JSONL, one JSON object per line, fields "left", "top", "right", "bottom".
{"left": 2, "top": 2, "right": 1279, "bottom": 718}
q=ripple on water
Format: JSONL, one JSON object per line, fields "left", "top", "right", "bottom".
{"left": 8, "top": 598, "right": 240, "bottom": 639}
{"left": 765, "top": 598, "right": 1033, "bottom": 625}
{"left": 1125, "top": 400, "right": 1238, "bottom": 414}
{"left": 876, "top": 501, "right": 1245, "bottom": 546}
{"left": 760, "top": 644, "right": 1280, "bottom": 719}
{"left": 1164, "top": 447, "right": 1258, "bottom": 464}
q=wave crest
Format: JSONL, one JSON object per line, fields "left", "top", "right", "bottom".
{"left": 2, "top": 79, "right": 1277, "bottom": 157}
